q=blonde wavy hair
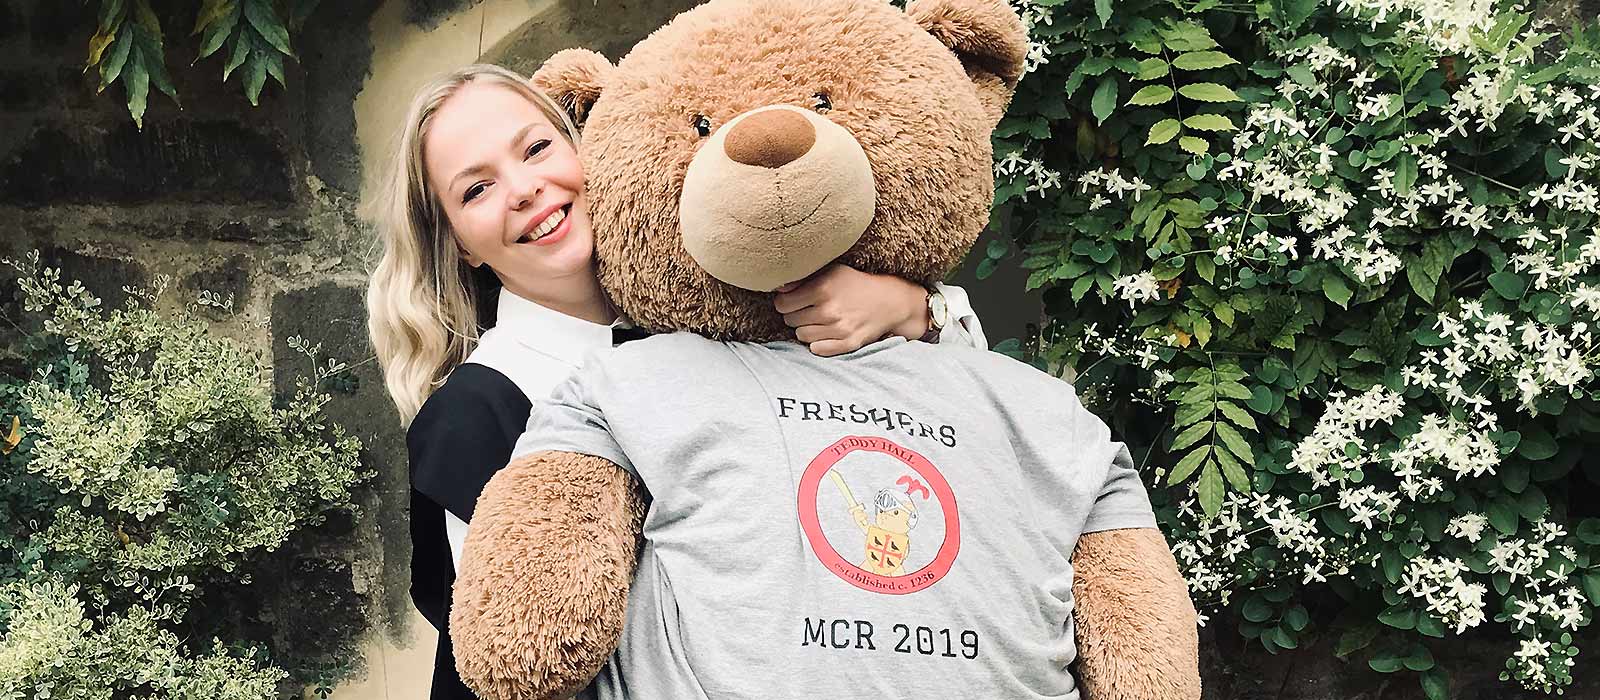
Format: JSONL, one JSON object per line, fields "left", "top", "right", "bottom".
{"left": 366, "top": 64, "right": 582, "bottom": 423}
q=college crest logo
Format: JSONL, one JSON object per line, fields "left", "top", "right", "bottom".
{"left": 796, "top": 435, "right": 960, "bottom": 595}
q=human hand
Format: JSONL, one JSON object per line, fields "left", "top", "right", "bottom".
{"left": 774, "top": 264, "right": 929, "bottom": 357}
{"left": 850, "top": 504, "right": 869, "bottom": 529}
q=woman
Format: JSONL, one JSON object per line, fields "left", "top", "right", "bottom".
{"left": 365, "top": 64, "right": 986, "bottom": 699}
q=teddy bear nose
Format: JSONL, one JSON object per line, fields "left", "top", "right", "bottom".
{"left": 723, "top": 109, "right": 816, "bottom": 168}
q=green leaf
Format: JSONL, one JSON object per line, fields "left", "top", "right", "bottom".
{"left": 1517, "top": 486, "right": 1548, "bottom": 521}
{"left": 1489, "top": 271, "right": 1527, "bottom": 300}
{"left": 1378, "top": 605, "right": 1417, "bottom": 630}
{"left": 1421, "top": 669, "right": 1450, "bottom": 700}
{"left": 1091, "top": 78, "right": 1118, "bottom": 125}
{"left": 1178, "top": 82, "right": 1242, "bottom": 102}
{"left": 1214, "top": 448, "right": 1250, "bottom": 492}
{"left": 1395, "top": 152, "right": 1418, "bottom": 194}
{"left": 1241, "top": 593, "right": 1273, "bottom": 623}
{"left": 1369, "top": 653, "right": 1404, "bottom": 673}
{"left": 197, "top": 4, "right": 241, "bottom": 59}
{"left": 1147, "top": 119, "right": 1181, "bottom": 145}
{"left": 1246, "top": 385, "right": 1275, "bottom": 413}
{"left": 1136, "top": 58, "right": 1170, "bottom": 80}
{"left": 1171, "top": 420, "right": 1213, "bottom": 452}
{"left": 1214, "top": 422, "right": 1254, "bottom": 462}
{"left": 1335, "top": 623, "right": 1379, "bottom": 658}
{"left": 1487, "top": 498, "right": 1519, "bottom": 535}
{"left": 1182, "top": 114, "right": 1235, "bottom": 131}
{"left": 1128, "top": 85, "right": 1175, "bottom": 106}
{"left": 1283, "top": 606, "right": 1309, "bottom": 632}
{"left": 1172, "top": 50, "right": 1238, "bottom": 70}
{"left": 1517, "top": 424, "right": 1558, "bottom": 459}
{"left": 244, "top": 0, "right": 293, "bottom": 55}
{"left": 1198, "top": 462, "right": 1224, "bottom": 517}
{"left": 224, "top": 31, "right": 251, "bottom": 80}
{"left": 1094, "top": 0, "right": 1112, "bottom": 28}
{"left": 1178, "top": 136, "right": 1209, "bottom": 155}
{"left": 1173, "top": 399, "right": 1211, "bottom": 428}
{"left": 1407, "top": 236, "right": 1457, "bottom": 304}
{"left": 1323, "top": 275, "right": 1353, "bottom": 309}
{"left": 244, "top": 50, "right": 268, "bottom": 105}
{"left": 194, "top": 0, "right": 236, "bottom": 34}
{"left": 1217, "top": 401, "right": 1258, "bottom": 431}
{"left": 264, "top": 48, "right": 286, "bottom": 87}
{"left": 1169, "top": 447, "right": 1209, "bottom": 484}
{"left": 98, "top": 28, "right": 134, "bottom": 91}
{"left": 125, "top": 47, "right": 150, "bottom": 128}
{"left": 1160, "top": 21, "right": 1218, "bottom": 51}
{"left": 1577, "top": 519, "right": 1600, "bottom": 545}
{"left": 1545, "top": 147, "right": 1568, "bottom": 178}
{"left": 1404, "top": 645, "right": 1436, "bottom": 672}
{"left": 1583, "top": 573, "right": 1600, "bottom": 603}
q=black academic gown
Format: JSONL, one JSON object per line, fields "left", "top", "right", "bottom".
{"left": 407, "top": 363, "right": 532, "bottom": 700}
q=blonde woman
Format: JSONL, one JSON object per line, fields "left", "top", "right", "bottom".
{"left": 366, "top": 64, "right": 985, "bottom": 699}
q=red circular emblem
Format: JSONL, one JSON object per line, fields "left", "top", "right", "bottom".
{"left": 796, "top": 435, "right": 960, "bottom": 595}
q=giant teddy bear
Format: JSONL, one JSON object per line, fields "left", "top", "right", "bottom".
{"left": 450, "top": 0, "right": 1201, "bottom": 698}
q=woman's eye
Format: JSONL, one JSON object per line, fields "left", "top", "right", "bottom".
{"left": 462, "top": 182, "right": 487, "bottom": 204}
{"left": 812, "top": 92, "right": 832, "bottom": 113}
{"left": 692, "top": 114, "right": 712, "bottom": 138}
{"left": 525, "top": 139, "right": 551, "bottom": 159}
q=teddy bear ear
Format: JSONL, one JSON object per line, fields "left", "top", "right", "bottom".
{"left": 531, "top": 48, "right": 615, "bottom": 129}
{"left": 907, "top": 0, "right": 1029, "bottom": 127}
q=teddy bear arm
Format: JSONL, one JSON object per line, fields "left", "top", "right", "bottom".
{"left": 1071, "top": 527, "right": 1201, "bottom": 700}
{"left": 450, "top": 450, "right": 647, "bottom": 700}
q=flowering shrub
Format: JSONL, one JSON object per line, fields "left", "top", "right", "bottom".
{"left": 0, "top": 253, "right": 366, "bottom": 698}
{"left": 988, "top": 0, "right": 1600, "bottom": 694}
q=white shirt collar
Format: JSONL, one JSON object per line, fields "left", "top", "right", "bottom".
{"left": 491, "top": 288, "right": 622, "bottom": 367}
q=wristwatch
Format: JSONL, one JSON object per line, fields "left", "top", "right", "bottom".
{"left": 919, "top": 286, "right": 948, "bottom": 342}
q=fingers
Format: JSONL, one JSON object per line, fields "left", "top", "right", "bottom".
{"left": 782, "top": 304, "right": 835, "bottom": 329}
{"left": 773, "top": 285, "right": 819, "bottom": 314}
{"left": 808, "top": 338, "right": 857, "bottom": 357}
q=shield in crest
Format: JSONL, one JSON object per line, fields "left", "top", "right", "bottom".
{"left": 863, "top": 526, "right": 910, "bottom": 575}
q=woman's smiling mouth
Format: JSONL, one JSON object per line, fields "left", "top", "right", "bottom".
{"left": 517, "top": 205, "right": 570, "bottom": 244}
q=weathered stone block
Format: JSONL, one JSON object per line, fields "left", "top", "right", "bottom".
{"left": 0, "top": 69, "right": 46, "bottom": 111}
{"left": 38, "top": 245, "right": 145, "bottom": 310}
{"left": 271, "top": 282, "right": 412, "bottom": 630}
{"left": 1, "top": 121, "right": 294, "bottom": 206}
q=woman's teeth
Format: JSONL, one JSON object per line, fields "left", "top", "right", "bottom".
{"left": 522, "top": 207, "right": 567, "bottom": 243}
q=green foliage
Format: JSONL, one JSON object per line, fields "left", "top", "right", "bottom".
{"left": 0, "top": 252, "right": 366, "bottom": 696}
{"left": 998, "top": 0, "right": 1600, "bottom": 694}
{"left": 84, "top": 0, "right": 321, "bottom": 126}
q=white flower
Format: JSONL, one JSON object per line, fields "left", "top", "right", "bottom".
{"left": 1113, "top": 272, "right": 1161, "bottom": 308}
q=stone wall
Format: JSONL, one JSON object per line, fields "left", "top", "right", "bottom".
{"left": 0, "top": 0, "right": 397, "bottom": 693}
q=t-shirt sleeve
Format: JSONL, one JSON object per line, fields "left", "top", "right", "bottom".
{"left": 1073, "top": 392, "right": 1159, "bottom": 534}
{"left": 512, "top": 363, "right": 635, "bottom": 476}
{"left": 407, "top": 364, "right": 530, "bottom": 522}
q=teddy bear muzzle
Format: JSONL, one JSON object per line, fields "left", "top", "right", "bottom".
{"left": 679, "top": 104, "right": 877, "bottom": 292}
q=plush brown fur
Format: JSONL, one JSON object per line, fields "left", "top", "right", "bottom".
{"left": 448, "top": 451, "right": 646, "bottom": 700}
{"left": 452, "top": 1, "right": 1199, "bottom": 698}
{"left": 1073, "top": 529, "right": 1203, "bottom": 699}
{"left": 531, "top": 48, "right": 613, "bottom": 127}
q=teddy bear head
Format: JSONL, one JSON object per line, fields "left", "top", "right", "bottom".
{"left": 534, "top": 0, "right": 1026, "bottom": 340}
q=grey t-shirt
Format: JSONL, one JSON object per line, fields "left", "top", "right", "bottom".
{"left": 512, "top": 334, "right": 1155, "bottom": 699}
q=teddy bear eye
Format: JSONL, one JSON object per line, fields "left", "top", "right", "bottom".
{"left": 692, "top": 114, "right": 712, "bottom": 138}
{"left": 812, "top": 92, "right": 833, "bottom": 114}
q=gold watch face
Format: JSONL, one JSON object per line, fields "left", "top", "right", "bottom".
{"left": 929, "top": 292, "right": 949, "bottom": 328}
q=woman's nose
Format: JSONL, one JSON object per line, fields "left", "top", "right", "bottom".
{"left": 505, "top": 167, "right": 543, "bottom": 209}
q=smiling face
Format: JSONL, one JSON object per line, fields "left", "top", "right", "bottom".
{"left": 423, "top": 82, "right": 596, "bottom": 303}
